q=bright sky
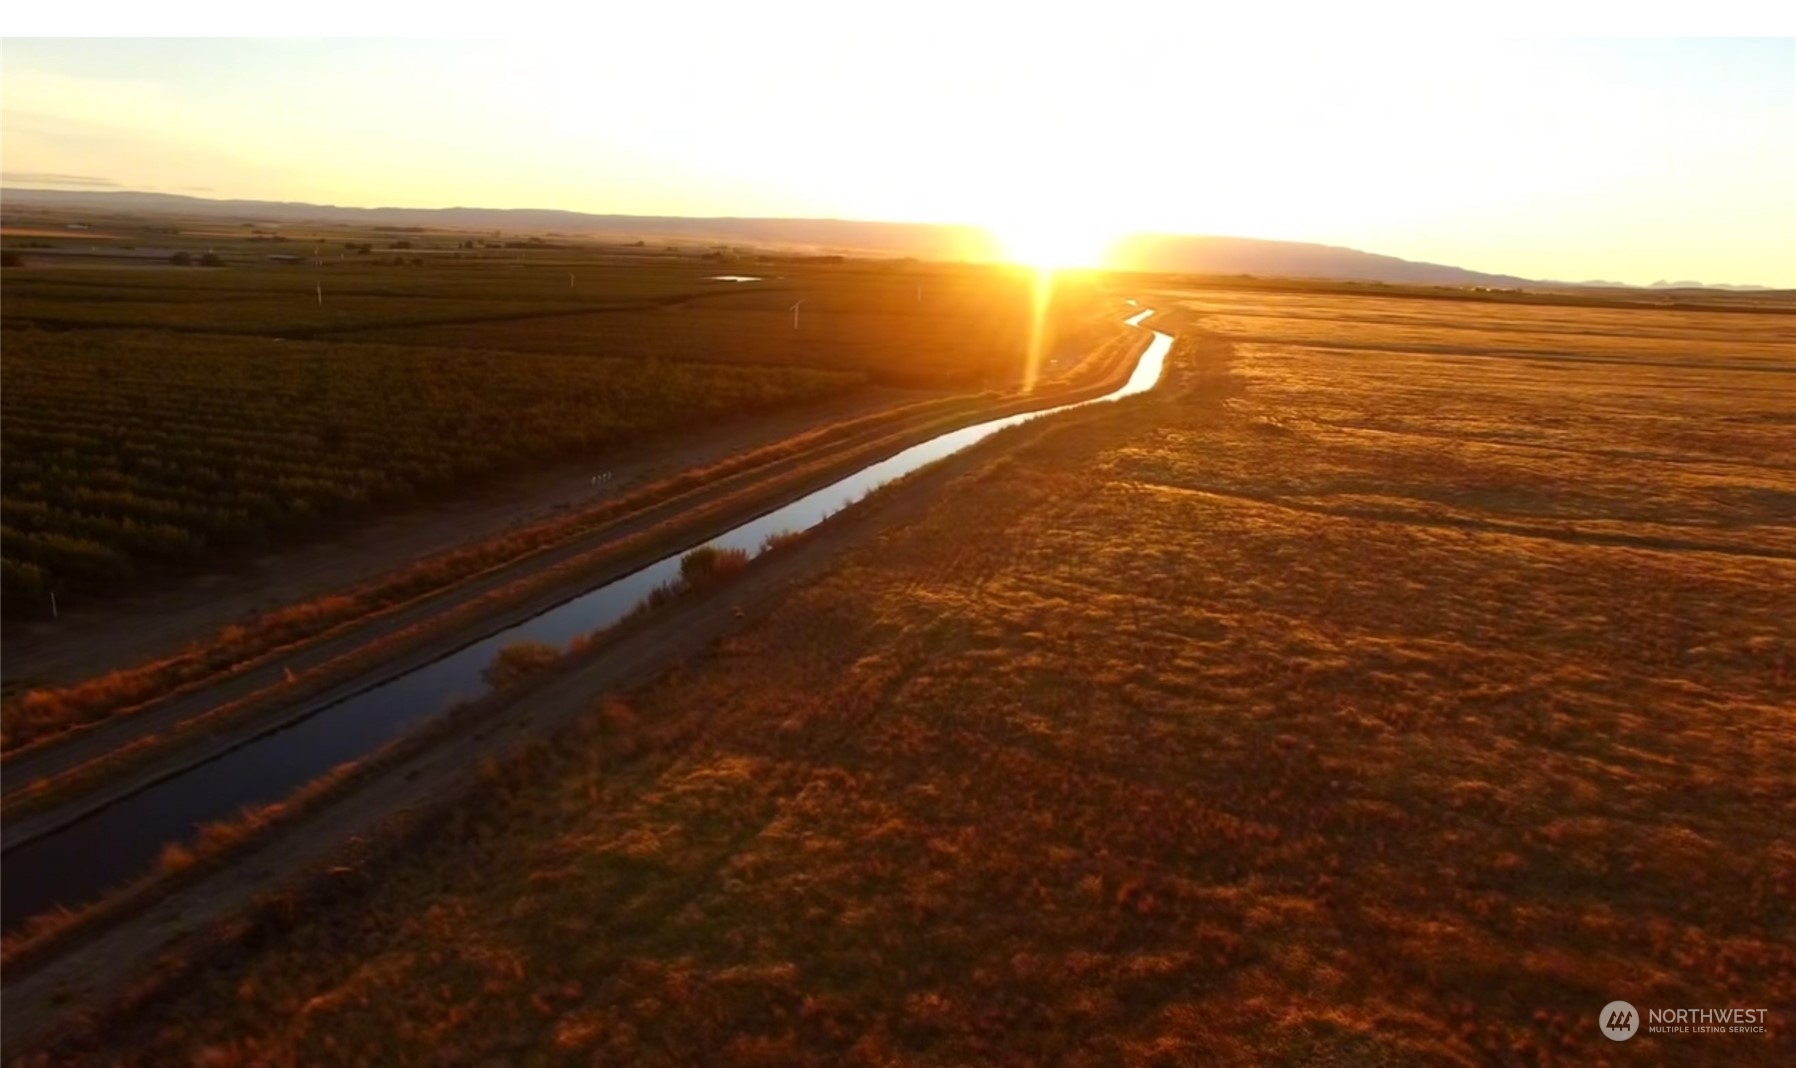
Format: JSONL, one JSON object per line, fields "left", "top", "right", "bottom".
{"left": 3, "top": 17, "right": 1793, "bottom": 285}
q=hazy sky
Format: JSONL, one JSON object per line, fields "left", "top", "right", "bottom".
{"left": 3, "top": 29, "right": 1792, "bottom": 284}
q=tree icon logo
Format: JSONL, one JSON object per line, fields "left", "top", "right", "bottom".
{"left": 1600, "top": 1001, "right": 1639, "bottom": 1041}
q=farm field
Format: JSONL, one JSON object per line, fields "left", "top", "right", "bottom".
{"left": 0, "top": 329, "right": 856, "bottom": 609}
{"left": 38, "top": 289, "right": 1795, "bottom": 1065}
{"left": 2, "top": 225, "right": 1111, "bottom": 618}
{"left": 340, "top": 282, "right": 1111, "bottom": 388}
{"left": 2, "top": 232, "right": 1107, "bottom": 387}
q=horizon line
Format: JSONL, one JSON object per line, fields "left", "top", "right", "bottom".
{"left": 2, "top": 186, "right": 1782, "bottom": 291}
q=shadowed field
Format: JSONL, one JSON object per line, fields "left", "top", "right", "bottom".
{"left": 0, "top": 329, "right": 858, "bottom": 612}
{"left": 27, "top": 289, "right": 1795, "bottom": 1066}
{"left": 2, "top": 254, "right": 1106, "bottom": 387}
{"left": 1, "top": 245, "right": 1109, "bottom": 618}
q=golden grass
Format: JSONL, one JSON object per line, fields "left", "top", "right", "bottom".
{"left": 29, "top": 291, "right": 1795, "bottom": 1065}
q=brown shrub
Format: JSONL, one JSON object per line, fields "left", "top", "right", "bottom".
{"left": 759, "top": 529, "right": 806, "bottom": 555}
{"left": 679, "top": 545, "right": 751, "bottom": 586}
{"left": 483, "top": 641, "right": 563, "bottom": 690}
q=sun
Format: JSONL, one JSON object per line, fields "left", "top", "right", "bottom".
{"left": 990, "top": 219, "right": 1117, "bottom": 270}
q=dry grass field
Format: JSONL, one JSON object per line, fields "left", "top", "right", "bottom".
{"left": 30, "top": 289, "right": 1796, "bottom": 1066}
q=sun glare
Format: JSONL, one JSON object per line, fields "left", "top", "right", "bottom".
{"left": 991, "top": 221, "right": 1117, "bottom": 270}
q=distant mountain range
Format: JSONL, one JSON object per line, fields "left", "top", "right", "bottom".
{"left": 1104, "top": 233, "right": 1538, "bottom": 289}
{"left": 0, "top": 189, "right": 1000, "bottom": 257}
{"left": 1647, "top": 280, "right": 1774, "bottom": 292}
{"left": 1570, "top": 278, "right": 1774, "bottom": 292}
{"left": 0, "top": 187, "right": 1772, "bottom": 291}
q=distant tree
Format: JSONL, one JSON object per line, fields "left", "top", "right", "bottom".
{"left": 199, "top": 253, "right": 223, "bottom": 267}
{"left": 393, "top": 240, "right": 413, "bottom": 250}
{"left": 169, "top": 251, "right": 193, "bottom": 266}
